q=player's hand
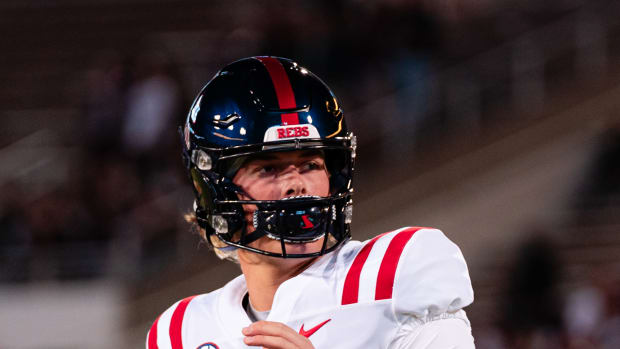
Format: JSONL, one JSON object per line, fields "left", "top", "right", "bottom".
{"left": 242, "top": 321, "right": 315, "bottom": 349}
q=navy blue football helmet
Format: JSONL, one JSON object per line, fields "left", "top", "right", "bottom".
{"left": 182, "top": 56, "right": 355, "bottom": 258}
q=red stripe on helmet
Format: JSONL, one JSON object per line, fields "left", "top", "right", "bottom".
{"left": 341, "top": 233, "right": 388, "bottom": 305}
{"left": 375, "top": 227, "right": 422, "bottom": 300}
{"left": 148, "top": 316, "right": 160, "bottom": 349}
{"left": 169, "top": 295, "right": 198, "bottom": 349}
{"left": 256, "top": 57, "right": 300, "bottom": 125}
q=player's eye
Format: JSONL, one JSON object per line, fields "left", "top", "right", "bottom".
{"left": 300, "top": 160, "right": 323, "bottom": 172}
{"left": 256, "top": 165, "right": 277, "bottom": 175}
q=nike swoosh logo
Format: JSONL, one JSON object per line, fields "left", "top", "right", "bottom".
{"left": 299, "top": 319, "right": 331, "bottom": 338}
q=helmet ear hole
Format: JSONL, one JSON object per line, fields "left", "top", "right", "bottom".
{"left": 189, "top": 166, "right": 248, "bottom": 244}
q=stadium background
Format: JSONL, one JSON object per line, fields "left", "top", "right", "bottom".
{"left": 1, "top": 0, "right": 619, "bottom": 347}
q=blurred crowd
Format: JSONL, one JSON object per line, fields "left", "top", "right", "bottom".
{"left": 0, "top": 49, "right": 187, "bottom": 282}
{"left": 476, "top": 125, "right": 620, "bottom": 349}
{"left": 485, "top": 236, "right": 620, "bottom": 349}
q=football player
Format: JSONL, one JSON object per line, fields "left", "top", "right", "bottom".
{"left": 147, "top": 57, "right": 475, "bottom": 349}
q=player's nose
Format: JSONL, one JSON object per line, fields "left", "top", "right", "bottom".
{"left": 281, "top": 165, "right": 306, "bottom": 198}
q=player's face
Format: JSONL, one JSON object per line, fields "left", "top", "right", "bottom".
{"left": 232, "top": 150, "right": 330, "bottom": 257}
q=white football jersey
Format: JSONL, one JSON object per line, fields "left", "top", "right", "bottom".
{"left": 147, "top": 227, "right": 474, "bottom": 349}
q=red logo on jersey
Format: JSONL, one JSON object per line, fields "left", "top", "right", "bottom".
{"left": 299, "top": 319, "right": 331, "bottom": 338}
{"left": 301, "top": 215, "right": 314, "bottom": 229}
{"left": 196, "top": 343, "right": 219, "bottom": 349}
{"left": 277, "top": 126, "right": 310, "bottom": 139}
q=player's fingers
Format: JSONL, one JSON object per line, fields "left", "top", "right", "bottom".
{"left": 243, "top": 334, "right": 295, "bottom": 349}
{"left": 243, "top": 321, "right": 293, "bottom": 338}
{"left": 243, "top": 321, "right": 312, "bottom": 348}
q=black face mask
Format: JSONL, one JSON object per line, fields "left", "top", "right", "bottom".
{"left": 199, "top": 191, "right": 351, "bottom": 258}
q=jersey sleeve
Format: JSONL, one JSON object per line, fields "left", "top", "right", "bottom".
{"left": 391, "top": 228, "right": 474, "bottom": 321}
{"left": 146, "top": 295, "right": 199, "bottom": 349}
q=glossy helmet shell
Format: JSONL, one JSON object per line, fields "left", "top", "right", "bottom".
{"left": 182, "top": 56, "right": 355, "bottom": 258}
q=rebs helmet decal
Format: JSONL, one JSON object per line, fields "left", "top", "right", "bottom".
{"left": 182, "top": 56, "right": 355, "bottom": 258}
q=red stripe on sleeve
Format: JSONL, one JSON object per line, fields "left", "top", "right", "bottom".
{"left": 341, "top": 233, "right": 387, "bottom": 305}
{"left": 256, "top": 57, "right": 299, "bottom": 125}
{"left": 375, "top": 227, "right": 422, "bottom": 300}
{"left": 148, "top": 316, "right": 160, "bottom": 349}
{"left": 169, "top": 295, "right": 198, "bottom": 349}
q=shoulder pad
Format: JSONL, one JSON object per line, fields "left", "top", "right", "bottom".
{"left": 392, "top": 228, "right": 473, "bottom": 319}
{"left": 340, "top": 227, "right": 473, "bottom": 320}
